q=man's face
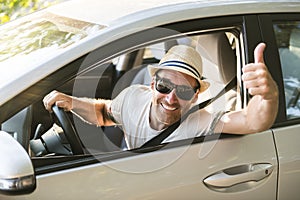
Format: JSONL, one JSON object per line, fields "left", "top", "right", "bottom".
{"left": 150, "top": 69, "right": 199, "bottom": 127}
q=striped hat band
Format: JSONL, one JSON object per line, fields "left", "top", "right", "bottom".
{"left": 159, "top": 60, "right": 201, "bottom": 79}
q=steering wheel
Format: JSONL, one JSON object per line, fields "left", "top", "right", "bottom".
{"left": 52, "top": 105, "right": 84, "bottom": 155}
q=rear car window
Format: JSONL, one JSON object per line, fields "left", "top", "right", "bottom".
{"left": 274, "top": 21, "right": 300, "bottom": 119}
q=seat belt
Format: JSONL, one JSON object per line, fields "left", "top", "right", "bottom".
{"left": 141, "top": 77, "right": 237, "bottom": 148}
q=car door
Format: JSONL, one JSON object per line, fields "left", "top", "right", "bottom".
{"left": 27, "top": 134, "right": 277, "bottom": 200}
{"left": 0, "top": 15, "right": 279, "bottom": 200}
{"left": 259, "top": 13, "right": 300, "bottom": 200}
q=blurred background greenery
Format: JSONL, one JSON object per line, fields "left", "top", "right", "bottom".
{"left": 0, "top": 0, "right": 66, "bottom": 24}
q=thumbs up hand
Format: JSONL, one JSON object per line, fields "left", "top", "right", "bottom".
{"left": 242, "top": 43, "right": 278, "bottom": 101}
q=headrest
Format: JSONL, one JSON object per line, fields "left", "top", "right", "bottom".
{"left": 196, "top": 32, "right": 236, "bottom": 84}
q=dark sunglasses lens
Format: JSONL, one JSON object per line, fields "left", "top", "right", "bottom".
{"left": 155, "top": 76, "right": 196, "bottom": 100}
{"left": 175, "top": 86, "right": 195, "bottom": 100}
{"left": 156, "top": 80, "right": 172, "bottom": 94}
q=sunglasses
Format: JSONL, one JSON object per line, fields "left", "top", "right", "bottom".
{"left": 155, "top": 74, "right": 199, "bottom": 101}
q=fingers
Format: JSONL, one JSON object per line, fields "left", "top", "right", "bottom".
{"left": 242, "top": 63, "right": 268, "bottom": 83}
{"left": 43, "top": 90, "right": 72, "bottom": 112}
{"left": 242, "top": 64, "right": 269, "bottom": 95}
{"left": 242, "top": 43, "right": 277, "bottom": 100}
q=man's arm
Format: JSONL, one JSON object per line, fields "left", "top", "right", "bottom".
{"left": 43, "top": 91, "right": 116, "bottom": 126}
{"left": 219, "top": 43, "right": 279, "bottom": 134}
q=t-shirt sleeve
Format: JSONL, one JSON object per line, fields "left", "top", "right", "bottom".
{"left": 110, "top": 87, "right": 131, "bottom": 124}
{"left": 110, "top": 85, "right": 152, "bottom": 131}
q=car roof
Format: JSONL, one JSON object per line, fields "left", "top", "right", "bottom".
{"left": 50, "top": 0, "right": 299, "bottom": 26}
{"left": 1, "top": 0, "right": 300, "bottom": 106}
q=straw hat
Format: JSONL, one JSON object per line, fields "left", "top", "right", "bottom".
{"left": 148, "top": 45, "right": 209, "bottom": 93}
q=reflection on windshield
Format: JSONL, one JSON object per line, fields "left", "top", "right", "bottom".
{"left": 284, "top": 77, "right": 300, "bottom": 118}
{"left": 1, "top": 20, "right": 77, "bottom": 62}
{"left": 0, "top": 12, "right": 105, "bottom": 62}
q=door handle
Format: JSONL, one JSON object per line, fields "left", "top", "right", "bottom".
{"left": 203, "top": 163, "right": 274, "bottom": 188}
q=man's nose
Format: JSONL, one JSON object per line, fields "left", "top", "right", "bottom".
{"left": 165, "top": 89, "right": 178, "bottom": 104}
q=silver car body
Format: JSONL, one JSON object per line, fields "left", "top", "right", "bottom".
{"left": 0, "top": 0, "right": 299, "bottom": 199}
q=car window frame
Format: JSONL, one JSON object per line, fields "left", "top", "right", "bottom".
{"left": 258, "top": 13, "right": 300, "bottom": 127}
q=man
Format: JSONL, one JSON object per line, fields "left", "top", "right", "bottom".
{"left": 44, "top": 43, "right": 278, "bottom": 149}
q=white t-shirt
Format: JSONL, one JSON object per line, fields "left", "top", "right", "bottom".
{"left": 111, "top": 85, "right": 222, "bottom": 149}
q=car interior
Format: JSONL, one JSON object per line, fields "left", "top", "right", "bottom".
{"left": 2, "top": 30, "right": 242, "bottom": 158}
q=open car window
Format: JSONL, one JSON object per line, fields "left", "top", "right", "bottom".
{"left": 30, "top": 30, "right": 240, "bottom": 156}
{"left": 1, "top": 29, "right": 242, "bottom": 159}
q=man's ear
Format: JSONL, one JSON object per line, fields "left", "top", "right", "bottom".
{"left": 191, "top": 91, "right": 199, "bottom": 103}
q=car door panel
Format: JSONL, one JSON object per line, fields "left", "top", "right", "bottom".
{"left": 1, "top": 131, "right": 277, "bottom": 200}
{"left": 273, "top": 124, "right": 300, "bottom": 200}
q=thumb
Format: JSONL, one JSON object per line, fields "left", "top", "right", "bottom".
{"left": 254, "top": 42, "right": 266, "bottom": 64}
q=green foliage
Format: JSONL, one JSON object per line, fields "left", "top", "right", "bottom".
{"left": 0, "top": 0, "right": 61, "bottom": 24}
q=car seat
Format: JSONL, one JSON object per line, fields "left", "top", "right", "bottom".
{"left": 196, "top": 31, "right": 237, "bottom": 112}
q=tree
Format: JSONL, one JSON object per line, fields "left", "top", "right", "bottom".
{"left": 0, "top": 0, "right": 61, "bottom": 24}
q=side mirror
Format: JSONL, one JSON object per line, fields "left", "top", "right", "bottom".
{"left": 0, "top": 131, "right": 36, "bottom": 195}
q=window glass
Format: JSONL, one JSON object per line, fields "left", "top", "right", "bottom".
{"left": 0, "top": 12, "right": 104, "bottom": 90}
{"left": 274, "top": 21, "right": 300, "bottom": 119}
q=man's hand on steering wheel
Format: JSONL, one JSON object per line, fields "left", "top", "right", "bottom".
{"left": 51, "top": 105, "right": 84, "bottom": 155}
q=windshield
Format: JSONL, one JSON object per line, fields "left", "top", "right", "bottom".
{"left": 0, "top": 11, "right": 105, "bottom": 90}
